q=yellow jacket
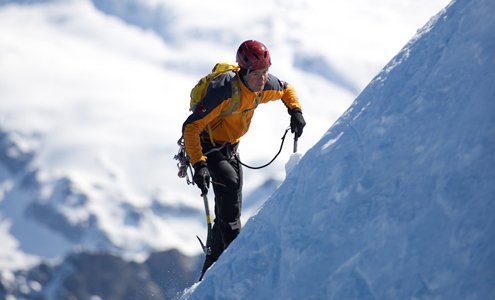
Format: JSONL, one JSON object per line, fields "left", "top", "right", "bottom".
{"left": 182, "top": 71, "right": 302, "bottom": 165}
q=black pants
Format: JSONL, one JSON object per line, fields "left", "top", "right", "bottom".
{"left": 203, "top": 141, "right": 243, "bottom": 262}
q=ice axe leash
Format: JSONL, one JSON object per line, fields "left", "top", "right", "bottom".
{"left": 238, "top": 126, "right": 292, "bottom": 170}
{"left": 175, "top": 125, "right": 294, "bottom": 176}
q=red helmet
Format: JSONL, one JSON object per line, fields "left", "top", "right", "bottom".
{"left": 236, "top": 40, "right": 272, "bottom": 70}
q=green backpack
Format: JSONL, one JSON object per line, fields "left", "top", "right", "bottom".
{"left": 189, "top": 62, "right": 241, "bottom": 112}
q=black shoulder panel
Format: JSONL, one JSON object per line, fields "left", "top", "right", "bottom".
{"left": 264, "top": 73, "right": 289, "bottom": 91}
{"left": 182, "top": 72, "right": 237, "bottom": 131}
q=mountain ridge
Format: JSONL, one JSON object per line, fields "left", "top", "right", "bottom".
{"left": 186, "top": 0, "right": 495, "bottom": 298}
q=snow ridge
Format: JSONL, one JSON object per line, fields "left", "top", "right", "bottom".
{"left": 186, "top": 0, "right": 495, "bottom": 298}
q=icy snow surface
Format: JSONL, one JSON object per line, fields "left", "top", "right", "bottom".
{"left": 185, "top": 0, "right": 495, "bottom": 299}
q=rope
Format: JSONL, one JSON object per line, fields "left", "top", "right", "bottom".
{"left": 239, "top": 127, "right": 291, "bottom": 170}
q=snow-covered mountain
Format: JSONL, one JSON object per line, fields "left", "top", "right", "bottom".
{"left": 184, "top": 0, "right": 495, "bottom": 298}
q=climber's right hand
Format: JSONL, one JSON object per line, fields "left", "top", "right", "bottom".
{"left": 193, "top": 161, "right": 210, "bottom": 195}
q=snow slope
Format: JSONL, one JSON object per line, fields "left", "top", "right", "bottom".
{"left": 0, "top": 0, "right": 451, "bottom": 274}
{"left": 185, "top": 0, "right": 495, "bottom": 298}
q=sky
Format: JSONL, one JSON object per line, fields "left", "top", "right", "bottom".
{"left": 0, "top": 0, "right": 452, "bottom": 274}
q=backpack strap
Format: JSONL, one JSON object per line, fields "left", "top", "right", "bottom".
{"left": 219, "top": 76, "right": 242, "bottom": 117}
{"left": 206, "top": 74, "right": 262, "bottom": 145}
{"left": 207, "top": 75, "right": 242, "bottom": 147}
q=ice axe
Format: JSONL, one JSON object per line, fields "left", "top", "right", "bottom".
{"left": 292, "top": 123, "right": 302, "bottom": 153}
{"left": 285, "top": 128, "right": 302, "bottom": 175}
{"left": 197, "top": 192, "right": 212, "bottom": 281}
{"left": 196, "top": 193, "right": 212, "bottom": 254}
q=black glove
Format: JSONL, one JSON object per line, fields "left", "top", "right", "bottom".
{"left": 289, "top": 109, "right": 306, "bottom": 138}
{"left": 193, "top": 161, "right": 210, "bottom": 195}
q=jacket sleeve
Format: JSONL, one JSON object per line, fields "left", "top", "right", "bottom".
{"left": 262, "top": 74, "right": 302, "bottom": 112}
{"left": 281, "top": 83, "right": 302, "bottom": 112}
{"left": 182, "top": 105, "right": 224, "bottom": 165}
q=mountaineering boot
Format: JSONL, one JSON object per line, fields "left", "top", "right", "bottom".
{"left": 198, "top": 223, "right": 224, "bottom": 281}
{"left": 199, "top": 254, "right": 215, "bottom": 281}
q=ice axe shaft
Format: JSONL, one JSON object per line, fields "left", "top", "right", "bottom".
{"left": 198, "top": 193, "right": 213, "bottom": 281}
{"left": 198, "top": 193, "right": 212, "bottom": 254}
{"left": 202, "top": 193, "right": 212, "bottom": 234}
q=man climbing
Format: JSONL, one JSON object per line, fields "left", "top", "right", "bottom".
{"left": 182, "top": 40, "right": 306, "bottom": 278}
